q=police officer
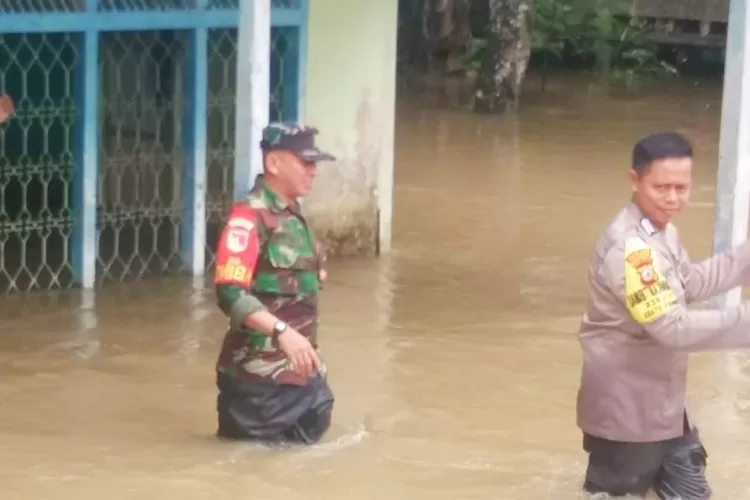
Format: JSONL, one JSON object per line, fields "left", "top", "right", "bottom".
{"left": 577, "top": 132, "right": 750, "bottom": 499}
{"left": 213, "top": 122, "right": 335, "bottom": 445}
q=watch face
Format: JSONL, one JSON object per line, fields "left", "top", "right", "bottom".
{"left": 274, "top": 321, "right": 287, "bottom": 333}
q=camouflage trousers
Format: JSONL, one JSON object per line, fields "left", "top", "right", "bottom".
{"left": 216, "top": 371, "right": 334, "bottom": 445}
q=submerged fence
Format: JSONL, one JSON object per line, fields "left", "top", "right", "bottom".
{"left": 0, "top": 0, "right": 307, "bottom": 294}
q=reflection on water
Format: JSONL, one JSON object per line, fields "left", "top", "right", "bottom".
{"left": 2, "top": 74, "right": 750, "bottom": 499}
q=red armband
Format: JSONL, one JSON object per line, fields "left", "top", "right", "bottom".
{"left": 214, "top": 204, "right": 260, "bottom": 287}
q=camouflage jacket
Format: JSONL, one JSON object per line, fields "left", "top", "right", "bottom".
{"left": 214, "top": 175, "right": 325, "bottom": 385}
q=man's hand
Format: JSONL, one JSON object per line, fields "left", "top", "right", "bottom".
{"left": 277, "top": 328, "right": 322, "bottom": 379}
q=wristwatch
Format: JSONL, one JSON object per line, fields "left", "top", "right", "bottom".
{"left": 272, "top": 321, "right": 288, "bottom": 336}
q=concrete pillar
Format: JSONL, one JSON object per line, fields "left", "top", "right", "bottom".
{"left": 234, "top": 0, "right": 271, "bottom": 201}
{"left": 712, "top": 0, "right": 750, "bottom": 307}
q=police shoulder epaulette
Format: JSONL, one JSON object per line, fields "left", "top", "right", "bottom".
{"left": 639, "top": 217, "right": 657, "bottom": 236}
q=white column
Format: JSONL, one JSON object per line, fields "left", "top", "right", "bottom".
{"left": 376, "top": 0, "right": 399, "bottom": 254}
{"left": 711, "top": 0, "right": 750, "bottom": 307}
{"left": 234, "top": 0, "right": 271, "bottom": 201}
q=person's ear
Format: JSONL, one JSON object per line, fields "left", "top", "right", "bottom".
{"left": 629, "top": 169, "right": 640, "bottom": 194}
{"left": 265, "top": 151, "right": 281, "bottom": 176}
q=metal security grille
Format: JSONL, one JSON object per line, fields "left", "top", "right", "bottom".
{"left": 272, "top": 0, "right": 301, "bottom": 8}
{"left": 0, "top": 1, "right": 307, "bottom": 295}
{"left": 0, "top": 1, "right": 80, "bottom": 12}
{"left": 0, "top": 0, "right": 304, "bottom": 13}
{"left": 204, "top": 27, "right": 237, "bottom": 272}
{"left": 97, "top": 30, "right": 187, "bottom": 283}
{"left": 0, "top": 33, "right": 78, "bottom": 293}
{"left": 204, "top": 1, "right": 303, "bottom": 8}
{"left": 98, "top": 0, "right": 199, "bottom": 10}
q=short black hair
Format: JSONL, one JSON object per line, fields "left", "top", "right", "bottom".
{"left": 631, "top": 132, "right": 693, "bottom": 174}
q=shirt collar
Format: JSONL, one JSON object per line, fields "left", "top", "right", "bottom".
{"left": 626, "top": 201, "right": 660, "bottom": 237}
{"left": 255, "top": 175, "right": 298, "bottom": 213}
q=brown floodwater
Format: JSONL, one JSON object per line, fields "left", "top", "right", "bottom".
{"left": 1, "top": 74, "right": 748, "bottom": 499}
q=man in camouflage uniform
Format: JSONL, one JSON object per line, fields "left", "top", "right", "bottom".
{"left": 213, "top": 122, "right": 335, "bottom": 445}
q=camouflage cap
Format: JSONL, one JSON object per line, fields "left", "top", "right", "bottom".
{"left": 260, "top": 122, "right": 336, "bottom": 162}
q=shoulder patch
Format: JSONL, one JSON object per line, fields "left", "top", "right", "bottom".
{"left": 214, "top": 205, "right": 261, "bottom": 287}
{"left": 227, "top": 217, "right": 255, "bottom": 231}
{"left": 623, "top": 237, "right": 676, "bottom": 324}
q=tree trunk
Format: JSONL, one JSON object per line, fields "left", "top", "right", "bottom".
{"left": 474, "top": 0, "right": 531, "bottom": 114}
{"left": 421, "top": 0, "right": 471, "bottom": 75}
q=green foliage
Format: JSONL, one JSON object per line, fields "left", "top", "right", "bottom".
{"left": 530, "top": 0, "right": 571, "bottom": 66}
{"left": 460, "top": 37, "right": 487, "bottom": 71}
{"left": 530, "top": 0, "right": 679, "bottom": 89}
{"left": 612, "top": 47, "right": 680, "bottom": 90}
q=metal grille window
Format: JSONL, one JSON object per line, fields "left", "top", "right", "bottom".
{"left": 0, "top": 0, "right": 307, "bottom": 294}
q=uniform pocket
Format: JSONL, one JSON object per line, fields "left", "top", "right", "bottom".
{"left": 265, "top": 217, "right": 314, "bottom": 270}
